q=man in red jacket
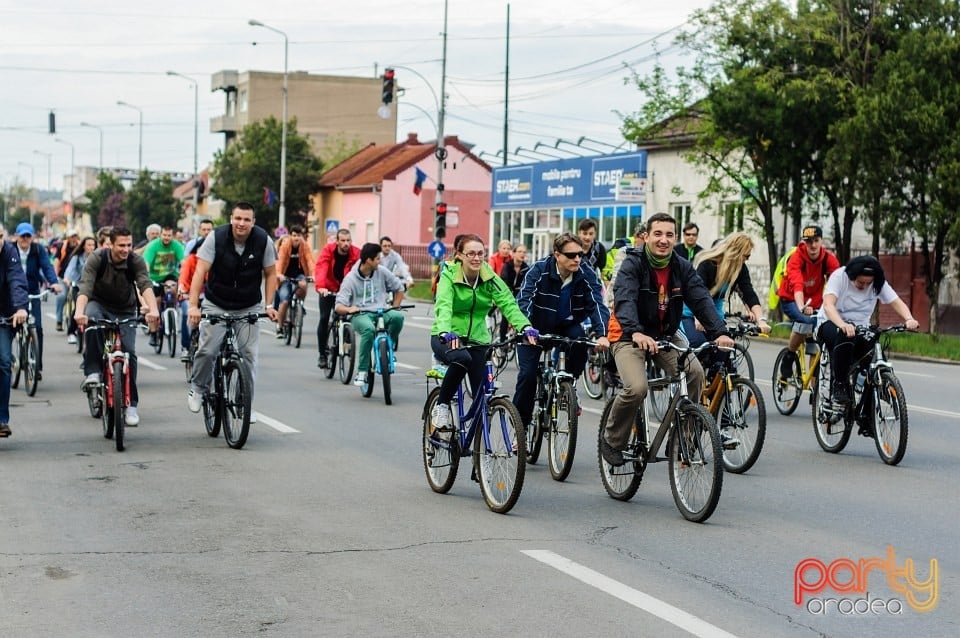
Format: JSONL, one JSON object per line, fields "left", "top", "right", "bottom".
{"left": 776, "top": 225, "right": 840, "bottom": 377}
{"left": 314, "top": 229, "right": 360, "bottom": 368}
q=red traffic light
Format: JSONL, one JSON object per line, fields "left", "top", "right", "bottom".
{"left": 436, "top": 202, "right": 447, "bottom": 215}
{"left": 384, "top": 68, "right": 395, "bottom": 80}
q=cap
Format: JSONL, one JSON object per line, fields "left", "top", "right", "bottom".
{"left": 15, "top": 222, "right": 35, "bottom": 237}
{"left": 801, "top": 225, "right": 823, "bottom": 240}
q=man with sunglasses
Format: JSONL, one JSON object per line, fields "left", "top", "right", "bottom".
{"left": 513, "top": 233, "right": 610, "bottom": 433}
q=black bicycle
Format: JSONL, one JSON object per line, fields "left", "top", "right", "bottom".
{"left": 281, "top": 277, "right": 313, "bottom": 348}
{"left": 11, "top": 290, "right": 48, "bottom": 397}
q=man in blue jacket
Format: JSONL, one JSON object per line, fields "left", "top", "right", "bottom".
{"left": 513, "top": 232, "right": 610, "bottom": 430}
{"left": 0, "top": 238, "right": 30, "bottom": 436}
{"left": 14, "top": 223, "right": 62, "bottom": 379}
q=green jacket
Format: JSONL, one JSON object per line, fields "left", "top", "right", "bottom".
{"left": 431, "top": 260, "right": 530, "bottom": 343}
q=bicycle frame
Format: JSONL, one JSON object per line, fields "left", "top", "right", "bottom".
{"left": 448, "top": 358, "right": 510, "bottom": 459}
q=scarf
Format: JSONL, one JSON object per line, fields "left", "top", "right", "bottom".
{"left": 645, "top": 244, "right": 672, "bottom": 270}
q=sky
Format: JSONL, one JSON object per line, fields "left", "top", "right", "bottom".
{"left": 0, "top": 0, "right": 717, "bottom": 194}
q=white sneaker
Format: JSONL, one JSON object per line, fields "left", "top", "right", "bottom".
{"left": 353, "top": 372, "right": 367, "bottom": 386}
{"left": 66, "top": 334, "right": 78, "bottom": 344}
{"left": 187, "top": 388, "right": 202, "bottom": 413}
{"left": 431, "top": 403, "right": 453, "bottom": 439}
{"left": 82, "top": 372, "right": 101, "bottom": 388}
{"left": 125, "top": 406, "right": 140, "bottom": 427}
{"left": 249, "top": 412, "right": 258, "bottom": 424}
{"left": 179, "top": 348, "right": 189, "bottom": 361}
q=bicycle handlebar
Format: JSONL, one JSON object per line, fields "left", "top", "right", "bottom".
{"left": 200, "top": 311, "right": 269, "bottom": 325}
{"left": 536, "top": 333, "right": 600, "bottom": 348}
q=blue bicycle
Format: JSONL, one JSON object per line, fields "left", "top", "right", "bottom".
{"left": 352, "top": 305, "right": 414, "bottom": 405}
{"left": 421, "top": 337, "right": 526, "bottom": 514}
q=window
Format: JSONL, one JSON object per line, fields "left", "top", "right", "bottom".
{"left": 671, "top": 203, "right": 692, "bottom": 227}
{"left": 238, "top": 89, "right": 248, "bottom": 113}
{"left": 366, "top": 221, "right": 375, "bottom": 242}
{"left": 722, "top": 201, "right": 744, "bottom": 234}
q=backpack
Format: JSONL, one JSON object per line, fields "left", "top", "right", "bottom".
{"left": 95, "top": 247, "right": 137, "bottom": 286}
{"left": 768, "top": 247, "right": 796, "bottom": 311}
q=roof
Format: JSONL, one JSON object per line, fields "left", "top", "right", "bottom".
{"left": 631, "top": 103, "right": 707, "bottom": 150}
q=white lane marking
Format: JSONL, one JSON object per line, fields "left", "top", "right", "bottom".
{"left": 581, "top": 405, "right": 603, "bottom": 416}
{"left": 254, "top": 412, "right": 300, "bottom": 433}
{"left": 45, "top": 312, "right": 58, "bottom": 321}
{"left": 895, "top": 370, "right": 935, "bottom": 378}
{"left": 521, "top": 550, "right": 741, "bottom": 638}
{"left": 754, "top": 379, "right": 960, "bottom": 418}
{"left": 137, "top": 357, "right": 167, "bottom": 371}
{"left": 404, "top": 321, "right": 433, "bottom": 331}
{"left": 394, "top": 362, "right": 420, "bottom": 371}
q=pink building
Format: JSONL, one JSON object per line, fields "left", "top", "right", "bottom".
{"left": 312, "top": 133, "right": 492, "bottom": 249}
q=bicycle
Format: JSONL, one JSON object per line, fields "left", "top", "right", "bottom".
{"left": 83, "top": 316, "right": 141, "bottom": 452}
{"left": 421, "top": 337, "right": 526, "bottom": 514}
{"left": 700, "top": 319, "right": 767, "bottom": 474}
{"left": 183, "top": 325, "right": 200, "bottom": 384}
{"left": 151, "top": 279, "right": 180, "bottom": 358}
{"left": 524, "top": 334, "right": 597, "bottom": 481}
{"left": 583, "top": 348, "right": 674, "bottom": 422}
{"left": 11, "top": 290, "right": 48, "bottom": 397}
{"left": 63, "top": 284, "right": 83, "bottom": 353}
{"left": 352, "top": 305, "right": 414, "bottom": 405}
{"left": 772, "top": 326, "right": 822, "bottom": 415}
{"left": 197, "top": 311, "right": 267, "bottom": 450}
{"left": 321, "top": 303, "right": 356, "bottom": 385}
{"left": 280, "top": 277, "right": 313, "bottom": 348}
{"left": 487, "top": 306, "right": 517, "bottom": 375}
{"left": 597, "top": 340, "right": 723, "bottom": 523}
{"left": 812, "top": 324, "right": 910, "bottom": 465}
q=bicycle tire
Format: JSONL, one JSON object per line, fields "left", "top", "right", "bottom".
{"left": 597, "top": 398, "right": 644, "bottom": 501}
{"left": 25, "top": 329, "right": 40, "bottom": 397}
{"left": 475, "top": 396, "right": 526, "bottom": 514}
{"left": 222, "top": 359, "right": 253, "bottom": 449}
{"left": 772, "top": 348, "right": 803, "bottom": 416}
{"left": 422, "top": 387, "right": 460, "bottom": 493}
{"left": 283, "top": 309, "right": 294, "bottom": 346}
{"left": 339, "top": 324, "right": 356, "bottom": 385}
{"left": 112, "top": 360, "right": 125, "bottom": 452}
{"left": 11, "top": 335, "right": 22, "bottom": 389}
{"left": 152, "top": 319, "right": 164, "bottom": 354}
{"left": 203, "top": 390, "right": 221, "bottom": 437}
{"left": 76, "top": 326, "right": 84, "bottom": 353}
{"left": 548, "top": 379, "right": 578, "bottom": 481}
{"left": 166, "top": 311, "right": 177, "bottom": 358}
{"left": 668, "top": 403, "right": 722, "bottom": 523}
{"left": 646, "top": 359, "right": 671, "bottom": 422}
{"left": 525, "top": 406, "right": 543, "bottom": 465}
{"left": 294, "top": 303, "right": 304, "bottom": 349}
{"left": 184, "top": 330, "right": 199, "bottom": 384}
{"left": 361, "top": 366, "right": 376, "bottom": 398}
{"left": 323, "top": 320, "right": 337, "bottom": 379}
{"left": 719, "top": 377, "right": 766, "bottom": 474}
{"left": 811, "top": 361, "right": 851, "bottom": 453}
{"left": 873, "top": 370, "right": 908, "bottom": 465}
{"left": 87, "top": 383, "right": 103, "bottom": 419}
{"left": 102, "top": 386, "right": 114, "bottom": 440}
{"left": 379, "top": 338, "right": 392, "bottom": 405}
{"left": 731, "top": 342, "right": 754, "bottom": 380}
{"left": 582, "top": 348, "right": 605, "bottom": 400}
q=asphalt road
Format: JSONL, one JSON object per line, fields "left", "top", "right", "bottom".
{"left": 1, "top": 294, "right": 956, "bottom": 637}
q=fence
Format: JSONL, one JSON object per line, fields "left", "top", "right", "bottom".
{"left": 395, "top": 244, "right": 446, "bottom": 280}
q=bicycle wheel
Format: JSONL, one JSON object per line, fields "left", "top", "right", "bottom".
{"left": 87, "top": 383, "right": 103, "bottom": 419}
{"left": 360, "top": 356, "right": 376, "bottom": 399}
{"left": 422, "top": 387, "right": 460, "bottom": 493}
{"left": 101, "top": 390, "right": 113, "bottom": 440}
{"left": 293, "top": 303, "right": 304, "bottom": 349}
{"left": 323, "top": 321, "right": 337, "bottom": 379}
{"left": 166, "top": 312, "right": 177, "bottom": 358}
{"left": 647, "top": 359, "right": 671, "bottom": 422}
{"left": 548, "top": 379, "right": 578, "bottom": 481}
{"left": 731, "top": 342, "right": 754, "bottom": 380}
{"left": 475, "top": 396, "right": 525, "bottom": 514}
{"left": 597, "top": 398, "right": 644, "bottom": 501}
{"left": 112, "top": 360, "right": 125, "bottom": 452}
{"left": 811, "top": 362, "right": 851, "bottom": 453}
{"left": 184, "top": 330, "right": 199, "bottom": 384}
{"left": 668, "top": 403, "right": 722, "bottom": 523}
{"left": 772, "top": 348, "right": 803, "bottom": 415}
{"left": 582, "top": 348, "right": 605, "bottom": 400}
{"left": 152, "top": 319, "right": 164, "bottom": 354}
{"left": 221, "top": 359, "right": 253, "bottom": 449}
{"left": 202, "top": 390, "right": 221, "bottom": 437}
{"left": 25, "top": 329, "right": 40, "bottom": 397}
{"left": 379, "top": 338, "right": 392, "bottom": 405}
{"left": 339, "top": 324, "right": 356, "bottom": 385}
{"left": 719, "top": 377, "right": 766, "bottom": 474}
{"left": 11, "top": 335, "right": 22, "bottom": 389}
{"left": 525, "top": 404, "right": 543, "bottom": 465}
{"left": 873, "top": 370, "right": 908, "bottom": 465}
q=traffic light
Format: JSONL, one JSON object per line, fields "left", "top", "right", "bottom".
{"left": 381, "top": 68, "right": 395, "bottom": 105}
{"left": 435, "top": 201, "right": 447, "bottom": 239}
{"left": 48, "top": 111, "right": 56, "bottom": 134}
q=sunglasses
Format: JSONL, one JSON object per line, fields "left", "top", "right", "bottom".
{"left": 560, "top": 251, "right": 584, "bottom": 260}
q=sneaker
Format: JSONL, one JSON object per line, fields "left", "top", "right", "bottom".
{"left": 148, "top": 334, "right": 158, "bottom": 347}
{"left": 66, "top": 334, "right": 78, "bottom": 345}
{"left": 430, "top": 403, "right": 454, "bottom": 440}
{"left": 317, "top": 352, "right": 328, "bottom": 368}
{"left": 125, "top": 406, "right": 140, "bottom": 427}
{"left": 779, "top": 351, "right": 797, "bottom": 379}
{"left": 599, "top": 437, "right": 625, "bottom": 467}
{"left": 0, "top": 423, "right": 11, "bottom": 437}
{"left": 353, "top": 372, "right": 367, "bottom": 387}
{"left": 187, "top": 388, "right": 202, "bottom": 413}
{"left": 56, "top": 321, "right": 63, "bottom": 332}
{"left": 720, "top": 429, "right": 740, "bottom": 450}
{"left": 179, "top": 348, "right": 190, "bottom": 362}
{"left": 249, "top": 412, "right": 258, "bottom": 424}
{"left": 832, "top": 383, "right": 851, "bottom": 405}
{"left": 82, "top": 372, "right": 101, "bottom": 388}
{"left": 275, "top": 327, "right": 284, "bottom": 339}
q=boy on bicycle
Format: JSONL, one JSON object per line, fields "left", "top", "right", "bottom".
{"left": 274, "top": 224, "right": 314, "bottom": 337}
{"left": 334, "top": 243, "right": 406, "bottom": 386}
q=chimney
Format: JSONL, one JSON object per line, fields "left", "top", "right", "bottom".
{"left": 406, "top": 132, "right": 420, "bottom": 144}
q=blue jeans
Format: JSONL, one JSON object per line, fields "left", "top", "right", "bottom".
{"left": 179, "top": 299, "right": 192, "bottom": 350}
{"left": 513, "top": 322, "right": 588, "bottom": 426}
{"left": 55, "top": 280, "right": 67, "bottom": 323}
{"left": 781, "top": 300, "right": 817, "bottom": 334}
{"left": 0, "top": 325, "right": 13, "bottom": 423}
{"left": 82, "top": 301, "right": 141, "bottom": 407}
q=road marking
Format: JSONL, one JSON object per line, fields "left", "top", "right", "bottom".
{"left": 137, "top": 357, "right": 167, "bottom": 371}
{"left": 254, "top": 412, "right": 300, "bottom": 433}
{"left": 404, "top": 321, "right": 433, "bottom": 331}
{"left": 753, "top": 379, "right": 960, "bottom": 418}
{"left": 896, "top": 370, "right": 935, "bottom": 378}
{"left": 394, "top": 362, "right": 420, "bottom": 370}
{"left": 522, "top": 550, "right": 740, "bottom": 638}
{"left": 45, "top": 312, "right": 58, "bottom": 321}
{"left": 581, "top": 405, "right": 603, "bottom": 416}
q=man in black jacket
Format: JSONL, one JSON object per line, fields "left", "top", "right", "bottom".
{"left": 600, "top": 213, "right": 733, "bottom": 466}
{"left": 0, "top": 240, "right": 29, "bottom": 436}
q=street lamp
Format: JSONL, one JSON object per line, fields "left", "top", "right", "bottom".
{"left": 80, "top": 121, "right": 104, "bottom": 173}
{"left": 248, "top": 19, "right": 289, "bottom": 230}
{"left": 166, "top": 71, "right": 200, "bottom": 219}
{"left": 32, "top": 150, "right": 52, "bottom": 190}
{"left": 117, "top": 100, "right": 143, "bottom": 171}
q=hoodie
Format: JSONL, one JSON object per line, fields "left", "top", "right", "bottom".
{"left": 335, "top": 263, "right": 404, "bottom": 312}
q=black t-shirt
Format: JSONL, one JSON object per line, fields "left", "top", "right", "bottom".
{"left": 333, "top": 250, "right": 349, "bottom": 283}
{"left": 285, "top": 247, "right": 303, "bottom": 278}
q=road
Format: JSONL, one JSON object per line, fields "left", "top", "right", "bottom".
{"left": 1, "top": 295, "right": 957, "bottom": 637}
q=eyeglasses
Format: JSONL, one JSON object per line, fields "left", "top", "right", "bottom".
{"left": 560, "top": 251, "right": 584, "bottom": 260}
{"left": 684, "top": 232, "right": 698, "bottom": 237}
{"left": 462, "top": 251, "right": 485, "bottom": 259}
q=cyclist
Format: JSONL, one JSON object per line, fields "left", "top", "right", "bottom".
{"left": 62, "top": 236, "right": 97, "bottom": 345}
{"left": 776, "top": 225, "right": 840, "bottom": 378}
{"left": 334, "top": 242, "right": 406, "bottom": 386}
{"left": 487, "top": 240, "right": 513, "bottom": 278}
{"left": 14, "top": 223, "right": 63, "bottom": 381}
{"left": 816, "top": 256, "right": 919, "bottom": 404}
{"left": 142, "top": 225, "right": 185, "bottom": 347}
{"left": 177, "top": 237, "right": 206, "bottom": 360}
{"left": 135, "top": 223, "right": 161, "bottom": 253}
{"left": 599, "top": 213, "right": 734, "bottom": 467}
{"left": 673, "top": 222, "right": 704, "bottom": 262}
{"left": 379, "top": 236, "right": 414, "bottom": 290}
{"left": 0, "top": 238, "right": 29, "bottom": 437}
{"left": 74, "top": 227, "right": 160, "bottom": 427}
{"left": 53, "top": 229, "right": 80, "bottom": 331}
{"left": 577, "top": 218, "right": 608, "bottom": 279}
{"left": 184, "top": 218, "right": 214, "bottom": 255}
{"left": 186, "top": 202, "right": 279, "bottom": 415}
{"left": 430, "top": 234, "right": 538, "bottom": 432}
{"left": 314, "top": 229, "right": 360, "bottom": 369}
{"left": 513, "top": 233, "right": 610, "bottom": 431}
{"left": 274, "top": 224, "right": 314, "bottom": 338}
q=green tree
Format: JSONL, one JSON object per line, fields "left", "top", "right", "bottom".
{"left": 81, "top": 172, "right": 125, "bottom": 229}
{"left": 210, "top": 116, "right": 323, "bottom": 231}
{"left": 98, "top": 192, "right": 126, "bottom": 230}
{"left": 124, "top": 171, "right": 181, "bottom": 240}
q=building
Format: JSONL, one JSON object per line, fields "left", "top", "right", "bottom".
{"left": 210, "top": 70, "right": 397, "bottom": 152}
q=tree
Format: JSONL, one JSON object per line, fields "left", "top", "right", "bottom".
{"left": 82, "top": 172, "right": 125, "bottom": 229}
{"left": 98, "top": 192, "right": 126, "bottom": 230}
{"left": 124, "top": 171, "right": 181, "bottom": 241}
{"left": 210, "top": 116, "right": 323, "bottom": 231}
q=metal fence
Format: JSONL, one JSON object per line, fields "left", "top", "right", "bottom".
{"left": 395, "top": 244, "right": 445, "bottom": 280}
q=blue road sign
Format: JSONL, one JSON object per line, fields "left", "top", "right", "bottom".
{"left": 428, "top": 240, "right": 446, "bottom": 260}
{"left": 325, "top": 219, "right": 339, "bottom": 234}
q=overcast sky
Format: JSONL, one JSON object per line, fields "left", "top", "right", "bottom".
{"left": 1, "top": 0, "right": 716, "bottom": 193}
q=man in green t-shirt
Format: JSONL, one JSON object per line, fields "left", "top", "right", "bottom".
{"left": 141, "top": 225, "right": 185, "bottom": 347}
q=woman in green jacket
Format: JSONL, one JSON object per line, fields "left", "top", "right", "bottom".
{"left": 430, "top": 234, "right": 536, "bottom": 431}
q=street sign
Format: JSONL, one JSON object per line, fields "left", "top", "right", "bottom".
{"left": 325, "top": 219, "right": 339, "bottom": 234}
{"left": 428, "top": 240, "right": 446, "bottom": 260}
{"left": 615, "top": 176, "right": 647, "bottom": 202}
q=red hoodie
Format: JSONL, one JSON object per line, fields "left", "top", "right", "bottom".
{"left": 777, "top": 242, "right": 840, "bottom": 309}
{"left": 313, "top": 242, "right": 360, "bottom": 292}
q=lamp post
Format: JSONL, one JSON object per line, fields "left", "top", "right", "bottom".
{"left": 17, "top": 161, "right": 36, "bottom": 230}
{"left": 55, "top": 138, "right": 76, "bottom": 229}
{"left": 166, "top": 71, "right": 200, "bottom": 219}
{"left": 117, "top": 100, "right": 143, "bottom": 172}
{"left": 80, "top": 122, "right": 104, "bottom": 173}
{"left": 248, "top": 19, "right": 289, "bottom": 230}
{"left": 32, "top": 150, "right": 52, "bottom": 190}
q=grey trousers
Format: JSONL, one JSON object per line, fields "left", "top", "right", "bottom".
{"left": 190, "top": 302, "right": 261, "bottom": 398}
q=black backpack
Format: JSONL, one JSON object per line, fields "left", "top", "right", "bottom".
{"left": 95, "top": 248, "right": 137, "bottom": 286}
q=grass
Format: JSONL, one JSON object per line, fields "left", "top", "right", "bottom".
{"left": 767, "top": 320, "right": 960, "bottom": 361}
{"left": 407, "top": 280, "right": 433, "bottom": 301}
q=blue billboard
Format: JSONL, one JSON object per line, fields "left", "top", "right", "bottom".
{"left": 491, "top": 151, "right": 646, "bottom": 208}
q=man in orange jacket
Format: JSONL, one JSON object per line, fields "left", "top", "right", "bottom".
{"left": 274, "top": 225, "right": 314, "bottom": 337}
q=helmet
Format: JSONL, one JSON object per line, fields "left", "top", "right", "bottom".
{"left": 274, "top": 227, "right": 288, "bottom": 238}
